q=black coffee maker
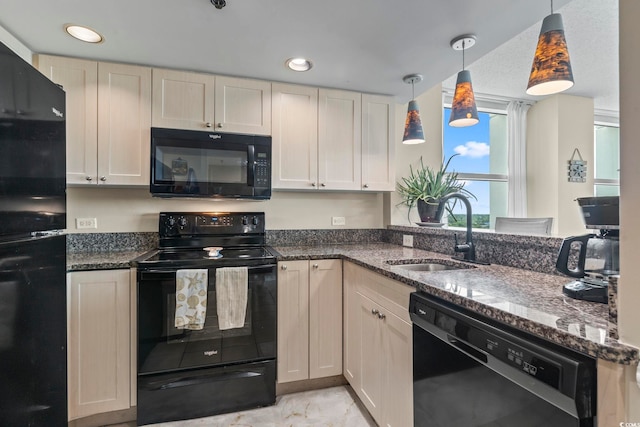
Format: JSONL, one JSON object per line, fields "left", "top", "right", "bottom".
{"left": 556, "top": 196, "right": 619, "bottom": 304}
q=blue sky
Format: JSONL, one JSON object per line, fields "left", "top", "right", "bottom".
{"left": 443, "top": 109, "right": 492, "bottom": 215}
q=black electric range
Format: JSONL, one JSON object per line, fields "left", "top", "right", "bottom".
{"left": 133, "top": 212, "right": 277, "bottom": 425}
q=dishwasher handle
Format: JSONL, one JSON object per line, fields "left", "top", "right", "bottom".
{"left": 447, "top": 335, "right": 488, "bottom": 364}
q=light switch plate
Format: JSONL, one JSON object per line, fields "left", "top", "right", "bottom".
{"left": 403, "top": 234, "right": 414, "bottom": 247}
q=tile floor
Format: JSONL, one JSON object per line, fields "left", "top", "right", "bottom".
{"left": 136, "top": 386, "right": 376, "bottom": 427}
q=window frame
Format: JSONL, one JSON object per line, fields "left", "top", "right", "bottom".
{"left": 442, "top": 104, "right": 509, "bottom": 229}
{"left": 593, "top": 120, "right": 620, "bottom": 194}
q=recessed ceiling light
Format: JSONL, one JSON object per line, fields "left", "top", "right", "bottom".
{"left": 64, "top": 24, "right": 104, "bottom": 43}
{"left": 285, "top": 57, "right": 313, "bottom": 72}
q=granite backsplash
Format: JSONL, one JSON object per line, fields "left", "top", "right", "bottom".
{"left": 67, "top": 227, "right": 565, "bottom": 275}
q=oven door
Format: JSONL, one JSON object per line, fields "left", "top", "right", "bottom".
{"left": 137, "top": 264, "right": 276, "bottom": 375}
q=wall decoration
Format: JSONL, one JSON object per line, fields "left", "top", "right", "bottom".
{"left": 568, "top": 148, "right": 587, "bottom": 182}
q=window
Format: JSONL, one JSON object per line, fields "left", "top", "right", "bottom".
{"left": 442, "top": 108, "right": 508, "bottom": 229}
{"left": 594, "top": 124, "right": 620, "bottom": 196}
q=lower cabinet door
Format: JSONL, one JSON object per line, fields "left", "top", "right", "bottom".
{"left": 309, "top": 259, "right": 343, "bottom": 379}
{"left": 357, "top": 292, "right": 384, "bottom": 422}
{"left": 382, "top": 309, "right": 413, "bottom": 427}
{"left": 67, "top": 270, "right": 131, "bottom": 420}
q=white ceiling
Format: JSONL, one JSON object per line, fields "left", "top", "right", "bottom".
{"left": 443, "top": 0, "right": 619, "bottom": 113}
{"left": 0, "top": 0, "right": 615, "bottom": 111}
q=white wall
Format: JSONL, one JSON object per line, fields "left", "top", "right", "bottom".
{"left": 67, "top": 187, "right": 384, "bottom": 232}
{"left": 385, "top": 83, "right": 443, "bottom": 226}
{"left": 526, "top": 95, "right": 594, "bottom": 236}
{"left": 619, "top": 0, "right": 640, "bottom": 420}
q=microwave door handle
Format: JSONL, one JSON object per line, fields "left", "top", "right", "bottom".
{"left": 247, "top": 145, "right": 256, "bottom": 187}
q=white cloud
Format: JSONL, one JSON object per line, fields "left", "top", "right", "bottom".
{"left": 453, "top": 141, "right": 490, "bottom": 158}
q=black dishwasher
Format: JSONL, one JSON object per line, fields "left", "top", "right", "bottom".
{"left": 410, "top": 292, "right": 596, "bottom": 427}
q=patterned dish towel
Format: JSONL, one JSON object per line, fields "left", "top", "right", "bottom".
{"left": 175, "top": 269, "right": 208, "bottom": 330}
{"left": 216, "top": 267, "right": 248, "bottom": 330}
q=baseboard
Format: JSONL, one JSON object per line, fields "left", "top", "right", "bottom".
{"left": 68, "top": 407, "right": 136, "bottom": 427}
{"left": 276, "top": 375, "right": 347, "bottom": 396}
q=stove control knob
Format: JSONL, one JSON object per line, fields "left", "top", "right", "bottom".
{"left": 166, "top": 216, "right": 176, "bottom": 227}
{"left": 252, "top": 216, "right": 259, "bottom": 225}
{"left": 242, "top": 216, "right": 249, "bottom": 225}
{"left": 178, "top": 217, "right": 188, "bottom": 228}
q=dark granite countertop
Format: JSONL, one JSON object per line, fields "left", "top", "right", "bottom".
{"left": 67, "top": 250, "right": 151, "bottom": 271}
{"left": 272, "top": 243, "right": 638, "bottom": 365}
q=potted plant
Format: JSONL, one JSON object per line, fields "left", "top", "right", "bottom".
{"left": 396, "top": 155, "right": 475, "bottom": 224}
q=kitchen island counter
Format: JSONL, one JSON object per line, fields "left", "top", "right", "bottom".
{"left": 272, "top": 243, "right": 637, "bottom": 364}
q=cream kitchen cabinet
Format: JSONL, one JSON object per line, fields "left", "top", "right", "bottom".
{"left": 67, "top": 269, "right": 134, "bottom": 421}
{"left": 343, "top": 262, "right": 413, "bottom": 427}
{"left": 271, "top": 83, "right": 319, "bottom": 189}
{"left": 318, "top": 89, "right": 362, "bottom": 190}
{"left": 361, "top": 94, "right": 395, "bottom": 191}
{"left": 152, "top": 69, "right": 271, "bottom": 135}
{"left": 272, "top": 84, "right": 394, "bottom": 191}
{"left": 36, "top": 55, "right": 151, "bottom": 186}
{"left": 277, "top": 259, "right": 343, "bottom": 383}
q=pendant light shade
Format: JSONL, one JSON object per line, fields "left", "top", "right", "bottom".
{"left": 402, "top": 74, "right": 425, "bottom": 144}
{"left": 449, "top": 70, "right": 479, "bottom": 127}
{"left": 526, "top": 11, "right": 574, "bottom": 96}
{"left": 449, "top": 35, "right": 479, "bottom": 128}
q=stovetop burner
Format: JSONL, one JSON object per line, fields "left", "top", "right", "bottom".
{"left": 133, "top": 212, "right": 277, "bottom": 269}
{"left": 146, "top": 247, "right": 274, "bottom": 262}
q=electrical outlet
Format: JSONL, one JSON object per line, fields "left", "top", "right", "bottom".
{"left": 76, "top": 217, "right": 97, "bottom": 229}
{"left": 403, "top": 234, "right": 414, "bottom": 247}
{"left": 331, "top": 216, "right": 346, "bottom": 226}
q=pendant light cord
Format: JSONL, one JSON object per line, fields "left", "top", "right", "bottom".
{"left": 412, "top": 80, "right": 415, "bottom": 100}
{"left": 462, "top": 39, "right": 466, "bottom": 71}
{"left": 551, "top": 0, "right": 554, "bottom": 14}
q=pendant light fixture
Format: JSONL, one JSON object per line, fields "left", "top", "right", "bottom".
{"left": 449, "top": 35, "right": 479, "bottom": 127}
{"left": 402, "top": 74, "right": 425, "bottom": 144}
{"left": 526, "top": 0, "right": 574, "bottom": 96}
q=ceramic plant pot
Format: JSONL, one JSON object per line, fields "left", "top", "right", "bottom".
{"left": 417, "top": 198, "right": 445, "bottom": 223}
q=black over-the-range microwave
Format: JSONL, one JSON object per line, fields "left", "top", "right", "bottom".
{"left": 150, "top": 127, "right": 272, "bottom": 199}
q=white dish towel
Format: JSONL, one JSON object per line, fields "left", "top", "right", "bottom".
{"left": 175, "top": 269, "right": 208, "bottom": 330}
{"left": 215, "top": 267, "right": 248, "bottom": 330}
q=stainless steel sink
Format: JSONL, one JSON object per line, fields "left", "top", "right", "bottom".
{"left": 386, "top": 259, "right": 475, "bottom": 272}
{"left": 391, "top": 263, "right": 461, "bottom": 272}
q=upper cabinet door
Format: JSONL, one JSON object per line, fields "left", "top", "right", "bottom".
{"left": 36, "top": 55, "right": 98, "bottom": 185}
{"left": 272, "top": 83, "right": 318, "bottom": 190}
{"left": 97, "top": 63, "right": 151, "bottom": 186}
{"left": 214, "top": 76, "right": 271, "bottom": 135}
{"left": 151, "top": 69, "right": 215, "bottom": 131}
{"left": 362, "top": 94, "right": 396, "bottom": 192}
{"left": 318, "top": 89, "right": 362, "bottom": 190}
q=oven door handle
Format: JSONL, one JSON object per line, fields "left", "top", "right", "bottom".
{"left": 142, "top": 370, "right": 264, "bottom": 391}
{"left": 138, "top": 264, "right": 276, "bottom": 280}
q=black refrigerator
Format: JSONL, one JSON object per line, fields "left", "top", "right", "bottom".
{"left": 0, "top": 41, "right": 67, "bottom": 425}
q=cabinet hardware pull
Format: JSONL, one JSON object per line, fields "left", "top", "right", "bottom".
{"left": 378, "top": 313, "right": 386, "bottom": 320}
{"left": 100, "top": 176, "right": 106, "bottom": 181}
{"left": 320, "top": 183, "right": 326, "bottom": 187}
{"left": 85, "top": 176, "right": 93, "bottom": 181}
{"left": 217, "top": 123, "right": 223, "bottom": 128}
{"left": 371, "top": 308, "right": 379, "bottom": 315}
{"left": 313, "top": 264, "right": 319, "bottom": 269}
{"left": 311, "top": 182, "right": 317, "bottom": 187}
{"left": 205, "top": 122, "right": 213, "bottom": 128}
{"left": 281, "top": 265, "right": 287, "bottom": 270}
{"left": 364, "top": 184, "right": 369, "bottom": 188}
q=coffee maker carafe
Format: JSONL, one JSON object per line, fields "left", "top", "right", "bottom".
{"left": 556, "top": 196, "right": 619, "bottom": 304}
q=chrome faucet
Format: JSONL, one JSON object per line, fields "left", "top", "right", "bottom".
{"left": 439, "top": 192, "right": 487, "bottom": 264}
